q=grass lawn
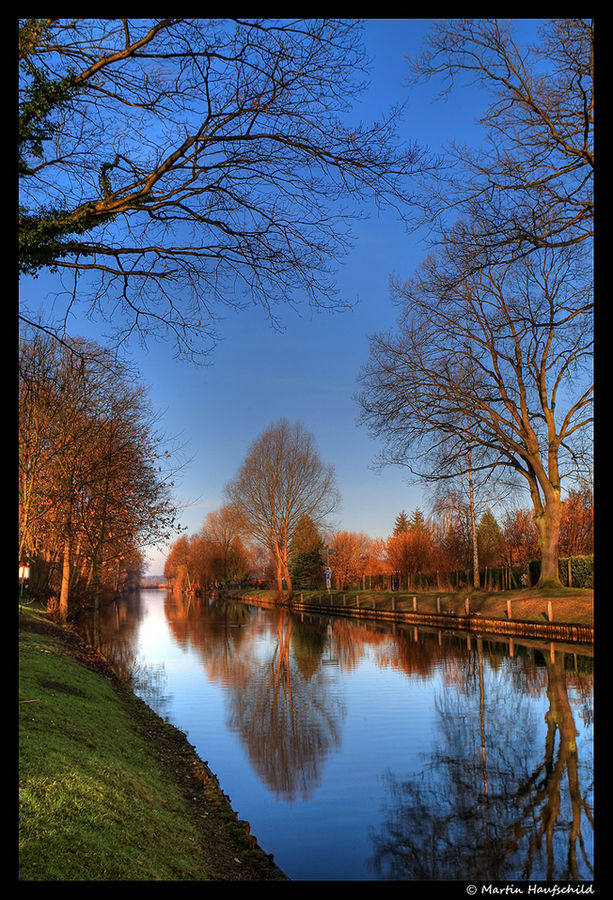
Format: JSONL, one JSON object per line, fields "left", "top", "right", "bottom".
{"left": 18, "top": 607, "right": 286, "bottom": 882}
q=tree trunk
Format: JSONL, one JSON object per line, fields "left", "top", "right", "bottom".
{"left": 275, "top": 535, "right": 293, "bottom": 603}
{"left": 274, "top": 558, "right": 285, "bottom": 603}
{"left": 59, "top": 537, "right": 71, "bottom": 620}
{"left": 282, "top": 560, "right": 294, "bottom": 601}
{"left": 468, "top": 453, "right": 480, "bottom": 589}
{"left": 536, "top": 492, "right": 563, "bottom": 587}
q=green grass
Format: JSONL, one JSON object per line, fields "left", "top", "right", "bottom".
{"left": 18, "top": 608, "right": 285, "bottom": 881}
{"left": 241, "top": 585, "right": 594, "bottom": 626}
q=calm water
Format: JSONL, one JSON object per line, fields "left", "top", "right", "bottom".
{"left": 76, "top": 589, "right": 594, "bottom": 882}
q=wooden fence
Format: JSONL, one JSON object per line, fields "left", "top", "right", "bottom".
{"left": 232, "top": 592, "right": 593, "bottom": 645}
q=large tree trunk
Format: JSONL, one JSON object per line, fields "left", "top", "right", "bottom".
{"left": 282, "top": 558, "right": 294, "bottom": 602}
{"left": 528, "top": 468, "right": 563, "bottom": 587}
{"left": 274, "top": 558, "right": 285, "bottom": 603}
{"left": 536, "top": 497, "right": 563, "bottom": 587}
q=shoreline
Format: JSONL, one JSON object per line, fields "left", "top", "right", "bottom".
{"left": 19, "top": 588, "right": 593, "bottom": 879}
{"left": 18, "top": 606, "right": 288, "bottom": 882}
{"left": 229, "top": 588, "right": 594, "bottom": 645}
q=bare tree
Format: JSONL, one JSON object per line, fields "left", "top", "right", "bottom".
{"left": 357, "top": 241, "right": 593, "bottom": 587}
{"left": 224, "top": 419, "right": 339, "bottom": 601}
{"left": 19, "top": 18, "right": 427, "bottom": 361}
{"left": 201, "top": 504, "right": 249, "bottom": 583}
{"left": 407, "top": 18, "right": 594, "bottom": 267}
{"left": 356, "top": 19, "right": 593, "bottom": 590}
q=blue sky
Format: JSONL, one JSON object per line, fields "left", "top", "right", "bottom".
{"left": 20, "top": 19, "right": 541, "bottom": 575}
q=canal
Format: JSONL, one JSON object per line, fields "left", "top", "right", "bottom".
{"left": 76, "top": 588, "right": 594, "bottom": 882}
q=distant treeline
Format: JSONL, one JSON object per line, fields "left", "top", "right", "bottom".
{"left": 164, "top": 493, "right": 593, "bottom": 595}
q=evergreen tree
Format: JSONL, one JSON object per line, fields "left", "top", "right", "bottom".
{"left": 289, "top": 515, "right": 325, "bottom": 589}
{"left": 393, "top": 511, "right": 409, "bottom": 535}
{"left": 477, "top": 509, "right": 504, "bottom": 568}
{"left": 410, "top": 508, "right": 427, "bottom": 531}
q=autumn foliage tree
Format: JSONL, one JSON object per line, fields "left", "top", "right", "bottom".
{"left": 19, "top": 333, "right": 180, "bottom": 617}
{"left": 500, "top": 508, "right": 540, "bottom": 570}
{"left": 559, "top": 487, "right": 593, "bottom": 557}
{"left": 385, "top": 511, "right": 434, "bottom": 590}
{"left": 361, "top": 538, "right": 390, "bottom": 588}
{"left": 201, "top": 505, "right": 251, "bottom": 583}
{"left": 163, "top": 507, "right": 254, "bottom": 594}
{"left": 163, "top": 535, "right": 194, "bottom": 593}
{"left": 328, "top": 531, "right": 372, "bottom": 590}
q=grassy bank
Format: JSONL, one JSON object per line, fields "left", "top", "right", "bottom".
{"left": 18, "top": 607, "right": 287, "bottom": 882}
{"left": 239, "top": 585, "right": 594, "bottom": 628}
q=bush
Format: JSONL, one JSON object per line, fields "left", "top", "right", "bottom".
{"left": 558, "top": 555, "right": 594, "bottom": 588}
{"left": 529, "top": 555, "right": 594, "bottom": 588}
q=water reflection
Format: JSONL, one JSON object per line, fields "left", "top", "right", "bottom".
{"left": 225, "top": 614, "right": 344, "bottom": 801}
{"left": 75, "top": 590, "right": 144, "bottom": 681}
{"left": 73, "top": 590, "right": 593, "bottom": 882}
{"left": 369, "top": 641, "right": 594, "bottom": 881}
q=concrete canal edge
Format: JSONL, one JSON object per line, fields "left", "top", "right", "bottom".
{"left": 231, "top": 593, "right": 594, "bottom": 645}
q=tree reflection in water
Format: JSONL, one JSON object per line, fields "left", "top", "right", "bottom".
{"left": 368, "top": 640, "right": 593, "bottom": 881}
{"left": 163, "top": 595, "right": 346, "bottom": 802}
{"left": 225, "top": 610, "right": 345, "bottom": 801}
{"left": 72, "top": 592, "right": 593, "bottom": 881}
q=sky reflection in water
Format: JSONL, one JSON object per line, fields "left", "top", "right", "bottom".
{"left": 77, "top": 590, "right": 594, "bottom": 882}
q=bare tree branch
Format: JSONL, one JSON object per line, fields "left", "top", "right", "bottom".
{"left": 19, "top": 18, "right": 429, "bottom": 361}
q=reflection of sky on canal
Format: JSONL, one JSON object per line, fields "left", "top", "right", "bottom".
{"left": 132, "top": 596, "right": 442, "bottom": 878}
{"left": 136, "top": 597, "right": 174, "bottom": 657}
{"left": 126, "top": 593, "right": 593, "bottom": 881}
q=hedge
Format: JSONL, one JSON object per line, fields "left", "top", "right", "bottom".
{"left": 529, "top": 555, "right": 593, "bottom": 588}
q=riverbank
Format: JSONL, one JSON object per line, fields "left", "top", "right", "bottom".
{"left": 234, "top": 585, "right": 594, "bottom": 641}
{"left": 18, "top": 606, "right": 288, "bottom": 882}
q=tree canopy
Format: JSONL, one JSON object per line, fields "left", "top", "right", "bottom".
{"left": 224, "top": 419, "right": 339, "bottom": 600}
{"left": 407, "top": 18, "right": 593, "bottom": 266}
{"left": 357, "top": 19, "right": 593, "bottom": 587}
{"left": 19, "top": 331, "right": 180, "bottom": 614}
{"left": 19, "top": 17, "right": 427, "bottom": 362}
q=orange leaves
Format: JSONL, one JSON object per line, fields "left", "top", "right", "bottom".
{"left": 19, "top": 334, "right": 180, "bottom": 595}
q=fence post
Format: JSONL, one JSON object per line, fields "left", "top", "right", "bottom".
{"left": 356, "top": 594, "right": 360, "bottom": 609}
{"left": 548, "top": 600, "right": 553, "bottom": 622}
{"left": 391, "top": 596, "right": 395, "bottom": 612}
{"left": 413, "top": 596, "right": 417, "bottom": 612}
{"left": 465, "top": 597, "right": 470, "bottom": 616}
{"left": 436, "top": 596, "right": 441, "bottom": 614}
{"left": 507, "top": 598, "right": 512, "bottom": 620}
